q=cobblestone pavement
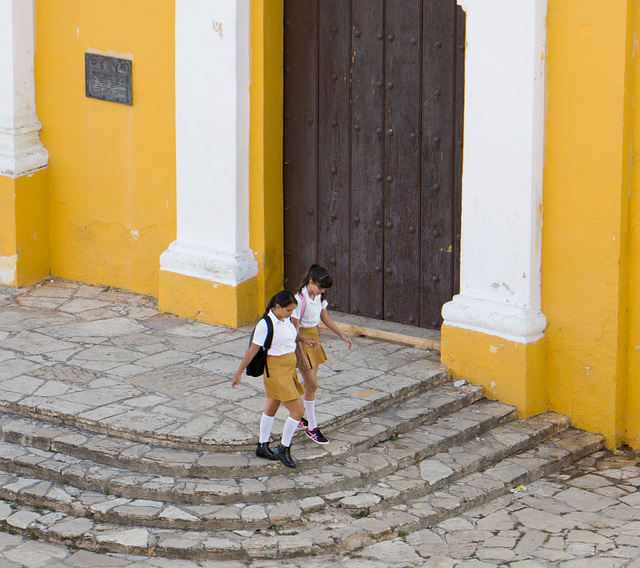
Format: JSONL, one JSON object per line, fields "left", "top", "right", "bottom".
{"left": 0, "top": 280, "right": 441, "bottom": 449}
{"left": 0, "top": 448, "right": 634, "bottom": 567}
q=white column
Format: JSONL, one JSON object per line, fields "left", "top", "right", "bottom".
{"left": 442, "top": 0, "right": 547, "bottom": 343}
{"left": 160, "top": 0, "right": 258, "bottom": 286}
{"left": 0, "top": 0, "right": 48, "bottom": 177}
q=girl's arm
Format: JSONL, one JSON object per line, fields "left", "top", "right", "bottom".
{"left": 320, "top": 310, "right": 353, "bottom": 349}
{"left": 231, "top": 343, "right": 261, "bottom": 387}
{"left": 291, "top": 317, "right": 319, "bottom": 348}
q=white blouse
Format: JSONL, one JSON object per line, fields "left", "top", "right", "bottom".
{"left": 292, "top": 286, "right": 328, "bottom": 328}
{"left": 252, "top": 310, "right": 297, "bottom": 356}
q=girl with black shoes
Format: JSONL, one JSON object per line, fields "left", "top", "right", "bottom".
{"left": 231, "top": 290, "right": 319, "bottom": 468}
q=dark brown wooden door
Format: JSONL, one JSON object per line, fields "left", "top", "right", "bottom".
{"left": 284, "top": 0, "right": 464, "bottom": 329}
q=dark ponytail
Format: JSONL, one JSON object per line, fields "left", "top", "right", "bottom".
{"left": 296, "top": 263, "right": 333, "bottom": 300}
{"left": 261, "top": 289, "right": 297, "bottom": 318}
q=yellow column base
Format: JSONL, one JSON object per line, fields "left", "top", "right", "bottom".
{"left": 0, "top": 170, "right": 50, "bottom": 287}
{"left": 158, "top": 270, "right": 260, "bottom": 328}
{"left": 441, "top": 324, "right": 547, "bottom": 418}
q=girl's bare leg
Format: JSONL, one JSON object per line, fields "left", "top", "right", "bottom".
{"left": 299, "top": 367, "right": 319, "bottom": 401}
{"left": 282, "top": 397, "right": 304, "bottom": 421}
{"left": 264, "top": 398, "right": 281, "bottom": 417}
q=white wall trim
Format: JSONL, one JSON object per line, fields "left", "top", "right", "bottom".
{"left": 0, "top": 0, "right": 48, "bottom": 178}
{"left": 442, "top": 295, "right": 547, "bottom": 344}
{"left": 163, "top": 0, "right": 257, "bottom": 287}
{"left": 160, "top": 242, "right": 258, "bottom": 287}
{"left": 443, "top": 0, "right": 548, "bottom": 344}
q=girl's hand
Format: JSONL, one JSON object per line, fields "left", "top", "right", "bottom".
{"left": 299, "top": 356, "right": 311, "bottom": 371}
{"left": 232, "top": 343, "right": 260, "bottom": 387}
{"left": 300, "top": 336, "right": 319, "bottom": 350}
{"left": 320, "top": 311, "right": 351, "bottom": 350}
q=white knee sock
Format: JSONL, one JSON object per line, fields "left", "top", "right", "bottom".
{"left": 259, "top": 413, "right": 275, "bottom": 443}
{"left": 303, "top": 398, "right": 318, "bottom": 430}
{"left": 281, "top": 416, "right": 299, "bottom": 447}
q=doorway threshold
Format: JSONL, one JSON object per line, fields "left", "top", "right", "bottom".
{"left": 321, "top": 312, "right": 441, "bottom": 352}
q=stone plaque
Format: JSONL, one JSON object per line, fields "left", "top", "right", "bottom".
{"left": 85, "top": 53, "right": 132, "bottom": 106}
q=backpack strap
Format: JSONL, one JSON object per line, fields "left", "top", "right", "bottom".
{"left": 263, "top": 315, "right": 274, "bottom": 377}
{"left": 263, "top": 315, "right": 274, "bottom": 350}
{"left": 297, "top": 292, "right": 307, "bottom": 321}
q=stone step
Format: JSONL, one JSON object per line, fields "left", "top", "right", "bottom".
{"left": 372, "top": 428, "right": 605, "bottom": 538}
{"left": 0, "top": 381, "right": 483, "bottom": 478}
{"left": 0, "top": 398, "right": 515, "bottom": 514}
{"left": 0, "top": 428, "right": 603, "bottom": 561}
{"left": 353, "top": 411, "right": 571, "bottom": 508}
{"left": 0, "top": 365, "right": 449, "bottom": 452}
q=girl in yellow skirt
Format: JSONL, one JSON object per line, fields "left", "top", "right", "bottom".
{"left": 292, "top": 264, "right": 352, "bottom": 444}
{"left": 231, "top": 290, "right": 318, "bottom": 469}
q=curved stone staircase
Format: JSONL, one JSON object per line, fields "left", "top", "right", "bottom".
{"left": 0, "top": 371, "right": 602, "bottom": 562}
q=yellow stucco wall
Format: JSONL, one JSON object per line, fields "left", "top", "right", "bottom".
{"left": 0, "top": 171, "right": 49, "bottom": 287}
{"left": 159, "top": 271, "right": 259, "bottom": 328}
{"left": 441, "top": 327, "right": 547, "bottom": 418}
{"left": 628, "top": 1, "right": 640, "bottom": 449}
{"left": 250, "top": 0, "right": 285, "bottom": 313}
{"left": 543, "top": 0, "right": 633, "bottom": 447}
{"left": 0, "top": 176, "right": 19, "bottom": 286}
{"left": 14, "top": 171, "right": 50, "bottom": 286}
{"left": 34, "top": 0, "right": 176, "bottom": 297}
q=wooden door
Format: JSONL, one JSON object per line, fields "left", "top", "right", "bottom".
{"left": 284, "top": 0, "right": 464, "bottom": 329}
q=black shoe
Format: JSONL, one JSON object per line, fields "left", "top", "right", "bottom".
{"left": 274, "top": 443, "right": 297, "bottom": 469}
{"left": 255, "top": 442, "right": 279, "bottom": 461}
{"left": 299, "top": 417, "right": 308, "bottom": 428}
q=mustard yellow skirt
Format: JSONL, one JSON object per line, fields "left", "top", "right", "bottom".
{"left": 296, "top": 326, "right": 328, "bottom": 369}
{"left": 264, "top": 352, "right": 305, "bottom": 402}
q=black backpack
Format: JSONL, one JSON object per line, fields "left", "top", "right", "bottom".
{"left": 245, "top": 316, "right": 274, "bottom": 377}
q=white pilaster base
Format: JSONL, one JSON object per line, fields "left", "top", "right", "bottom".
{"left": 0, "top": 120, "right": 48, "bottom": 178}
{"left": 443, "top": 295, "right": 547, "bottom": 344}
{"left": 160, "top": 241, "right": 258, "bottom": 287}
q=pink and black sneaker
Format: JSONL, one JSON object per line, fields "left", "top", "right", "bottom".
{"left": 305, "top": 427, "right": 329, "bottom": 445}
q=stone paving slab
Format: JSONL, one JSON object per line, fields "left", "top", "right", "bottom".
{"left": 0, "top": 280, "right": 445, "bottom": 450}
{"left": 0, "top": 428, "right": 603, "bottom": 562}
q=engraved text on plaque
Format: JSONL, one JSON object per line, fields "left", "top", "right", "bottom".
{"left": 85, "top": 53, "right": 133, "bottom": 106}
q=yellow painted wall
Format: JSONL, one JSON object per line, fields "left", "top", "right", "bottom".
{"left": 0, "top": 176, "right": 19, "bottom": 286}
{"left": 250, "top": 0, "right": 285, "bottom": 314}
{"left": 543, "top": 0, "right": 633, "bottom": 447}
{"left": 627, "top": 1, "right": 640, "bottom": 449}
{"left": 34, "top": 0, "right": 176, "bottom": 297}
{"left": 0, "top": 171, "right": 50, "bottom": 287}
{"left": 441, "top": 326, "right": 547, "bottom": 418}
{"left": 14, "top": 171, "right": 50, "bottom": 286}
